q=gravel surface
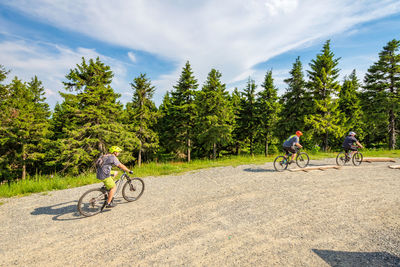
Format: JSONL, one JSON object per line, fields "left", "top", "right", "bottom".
{"left": 1, "top": 158, "right": 399, "bottom": 266}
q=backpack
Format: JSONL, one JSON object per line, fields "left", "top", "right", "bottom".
{"left": 95, "top": 155, "right": 106, "bottom": 169}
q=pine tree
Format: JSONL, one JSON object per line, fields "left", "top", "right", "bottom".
{"left": 338, "top": 70, "right": 364, "bottom": 140}
{"left": 157, "top": 92, "right": 175, "bottom": 155}
{"left": 0, "top": 76, "right": 51, "bottom": 181}
{"left": 277, "top": 57, "right": 311, "bottom": 145}
{"left": 362, "top": 39, "right": 400, "bottom": 149}
{"left": 195, "top": 69, "right": 233, "bottom": 159}
{"left": 125, "top": 74, "right": 159, "bottom": 166}
{"left": 237, "top": 78, "right": 258, "bottom": 156}
{"left": 255, "top": 70, "right": 280, "bottom": 156}
{"left": 168, "top": 61, "right": 198, "bottom": 162}
{"left": 53, "top": 57, "right": 138, "bottom": 174}
{"left": 305, "top": 40, "right": 345, "bottom": 150}
{"left": 230, "top": 88, "right": 244, "bottom": 155}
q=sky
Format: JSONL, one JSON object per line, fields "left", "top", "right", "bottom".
{"left": 0, "top": 0, "right": 400, "bottom": 110}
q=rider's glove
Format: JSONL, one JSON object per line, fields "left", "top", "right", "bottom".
{"left": 129, "top": 170, "right": 133, "bottom": 174}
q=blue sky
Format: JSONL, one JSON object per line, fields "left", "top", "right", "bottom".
{"left": 0, "top": 0, "right": 400, "bottom": 110}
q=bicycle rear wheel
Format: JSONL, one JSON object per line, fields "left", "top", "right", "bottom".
{"left": 336, "top": 152, "right": 347, "bottom": 166}
{"left": 77, "top": 188, "right": 107, "bottom": 217}
{"left": 122, "top": 178, "right": 145, "bottom": 202}
{"left": 352, "top": 151, "right": 363, "bottom": 166}
{"left": 274, "top": 156, "right": 288, "bottom": 172}
{"left": 296, "top": 152, "right": 309, "bottom": 168}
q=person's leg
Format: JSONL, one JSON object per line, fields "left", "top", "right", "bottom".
{"left": 290, "top": 147, "right": 296, "bottom": 162}
{"left": 103, "top": 176, "right": 116, "bottom": 206}
{"left": 108, "top": 171, "right": 118, "bottom": 204}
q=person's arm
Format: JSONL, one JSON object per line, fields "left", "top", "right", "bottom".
{"left": 117, "top": 163, "right": 132, "bottom": 173}
{"left": 356, "top": 141, "right": 363, "bottom": 148}
{"left": 295, "top": 142, "right": 303, "bottom": 149}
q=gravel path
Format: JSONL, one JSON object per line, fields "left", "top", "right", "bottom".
{"left": 1, "top": 158, "right": 400, "bottom": 266}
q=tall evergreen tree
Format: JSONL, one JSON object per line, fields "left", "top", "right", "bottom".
{"left": 195, "top": 69, "right": 233, "bottom": 159}
{"left": 230, "top": 88, "right": 244, "bottom": 155}
{"left": 362, "top": 39, "right": 400, "bottom": 149}
{"left": 168, "top": 61, "right": 198, "bottom": 161}
{"left": 237, "top": 78, "right": 258, "bottom": 156}
{"left": 125, "top": 74, "right": 158, "bottom": 166}
{"left": 53, "top": 57, "right": 137, "bottom": 174}
{"left": 0, "top": 77, "right": 51, "bottom": 180}
{"left": 338, "top": 70, "right": 364, "bottom": 140}
{"left": 305, "top": 40, "right": 344, "bottom": 150}
{"left": 255, "top": 70, "right": 280, "bottom": 156}
{"left": 157, "top": 92, "right": 175, "bottom": 155}
{"left": 277, "top": 57, "right": 312, "bottom": 146}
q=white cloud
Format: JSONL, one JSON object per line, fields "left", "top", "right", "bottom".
{"left": 127, "top": 52, "right": 136, "bottom": 63}
{"left": 2, "top": 0, "right": 400, "bottom": 106}
{"left": 0, "top": 39, "right": 131, "bottom": 108}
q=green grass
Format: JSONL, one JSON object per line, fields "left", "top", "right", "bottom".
{"left": 1, "top": 150, "right": 399, "bottom": 198}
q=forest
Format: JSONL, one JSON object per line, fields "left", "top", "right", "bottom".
{"left": 0, "top": 39, "right": 399, "bottom": 182}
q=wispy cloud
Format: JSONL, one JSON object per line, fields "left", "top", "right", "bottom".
{"left": 0, "top": 38, "right": 130, "bottom": 106}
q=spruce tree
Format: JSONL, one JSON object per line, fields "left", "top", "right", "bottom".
{"left": 230, "top": 88, "right": 244, "bottom": 155}
{"left": 195, "top": 69, "right": 233, "bottom": 159}
{"left": 168, "top": 61, "right": 198, "bottom": 162}
{"left": 125, "top": 74, "right": 159, "bottom": 166}
{"left": 362, "top": 39, "right": 400, "bottom": 149}
{"left": 255, "top": 70, "right": 280, "bottom": 156}
{"left": 338, "top": 70, "right": 364, "bottom": 140}
{"left": 54, "top": 57, "right": 137, "bottom": 174}
{"left": 277, "top": 57, "right": 312, "bottom": 145}
{"left": 0, "top": 77, "right": 51, "bottom": 180}
{"left": 305, "top": 40, "right": 344, "bottom": 150}
{"left": 237, "top": 78, "right": 258, "bottom": 156}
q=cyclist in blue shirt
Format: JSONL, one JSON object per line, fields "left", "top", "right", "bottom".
{"left": 283, "top": 131, "right": 303, "bottom": 163}
{"left": 342, "top": 131, "right": 363, "bottom": 158}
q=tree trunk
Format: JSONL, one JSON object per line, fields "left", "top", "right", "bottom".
{"left": 250, "top": 135, "right": 254, "bottom": 156}
{"left": 138, "top": 140, "right": 142, "bottom": 167}
{"left": 22, "top": 144, "right": 26, "bottom": 180}
{"left": 213, "top": 143, "right": 216, "bottom": 160}
{"left": 265, "top": 137, "right": 269, "bottom": 157}
{"left": 389, "top": 109, "right": 396, "bottom": 150}
{"left": 324, "top": 132, "right": 329, "bottom": 152}
{"left": 187, "top": 138, "right": 191, "bottom": 162}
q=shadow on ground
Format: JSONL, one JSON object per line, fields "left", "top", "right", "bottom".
{"left": 312, "top": 249, "right": 400, "bottom": 267}
{"left": 31, "top": 201, "right": 83, "bottom": 221}
{"left": 243, "top": 167, "right": 276, "bottom": 173}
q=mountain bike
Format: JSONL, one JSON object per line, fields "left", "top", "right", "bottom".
{"left": 273, "top": 148, "right": 310, "bottom": 171}
{"left": 336, "top": 150, "right": 363, "bottom": 166}
{"left": 77, "top": 172, "right": 144, "bottom": 217}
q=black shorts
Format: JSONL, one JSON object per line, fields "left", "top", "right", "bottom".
{"left": 283, "top": 146, "right": 296, "bottom": 153}
{"left": 343, "top": 146, "right": 358, "bottom": 153}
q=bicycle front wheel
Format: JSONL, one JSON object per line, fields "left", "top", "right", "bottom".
{"left": 352, "top": 152, "right": 363, "bottom": 166}
{"left": 77, "top": 188, "right": 107, "bottom": 217}
{"left": 296, "top": 152, "right": 309, "bottom": 168}
{"left": 336, "top": 152, "right": 347, "bottom": 166}
{"left": 274, "top": 156, "right": 288, "bottom": 172}
{"left": 122, "top": 178, "right": 145, "bottom": 202}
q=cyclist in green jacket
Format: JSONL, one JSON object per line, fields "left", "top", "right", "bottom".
{"left": 96, "top": 146, "right": 133, "bottom": 208}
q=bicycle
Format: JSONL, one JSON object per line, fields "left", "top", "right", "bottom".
{"left": 77, "top": 172, "right": 144, "bottom": 217}
{"left": 273, "top": 148, "right": 310, "bottom": 171}
{"left": 336, "top": 149, "right": 363, "bottom": 166}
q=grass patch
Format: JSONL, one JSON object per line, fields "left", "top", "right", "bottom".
{"left": 0, "top": 150, "right": 398, "bottom": 198}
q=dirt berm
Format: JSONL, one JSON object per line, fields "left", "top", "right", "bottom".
{"left": 1, "top": 158, "right": 399, "bottom": 266}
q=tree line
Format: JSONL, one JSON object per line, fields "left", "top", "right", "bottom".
{"left": 1, "top": 39, "right": 399, "bottom": 182}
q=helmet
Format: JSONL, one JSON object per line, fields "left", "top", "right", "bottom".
{"left": 109, "top": 146, "right": 122, "bottom": 153}
{"left": 296, "top": 131, "right": 303, "bottom": 136}
{"left": 348, "top": 131, "right": 356, "bottom": 136}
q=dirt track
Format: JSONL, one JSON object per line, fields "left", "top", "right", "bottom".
{"left": 1, "top": 159, "right": 400, "bottom": 266}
